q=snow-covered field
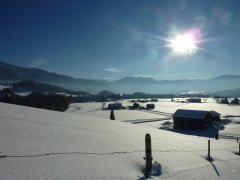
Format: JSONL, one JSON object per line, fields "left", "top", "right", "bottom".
{"left": 1, "top": 101, "right": 240, "bottom": 179}
{"left": 14, "top": 92, "right": 78, "bottom": 97}
{"left": 67, "top": 99, "right": 240, "bottom": 134}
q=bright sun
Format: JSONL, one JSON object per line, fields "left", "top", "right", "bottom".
{"left": 170, "top": 34, "right": 197, "bottom": 54}
{"left": 167, "top": 29, "right": 201, "bottom": 55}
{"left": 169, "top": 33, "right": 197, "bottom": 55}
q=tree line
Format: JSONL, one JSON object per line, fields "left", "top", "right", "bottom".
{"left": 0, "top": 88, "right": 69, "bottom": 111}
{"left": 1, "top": 88, "right": 238, "bottom": 112}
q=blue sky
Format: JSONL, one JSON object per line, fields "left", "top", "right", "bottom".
{"left": 1, "top": 0, "right": 240, "bottom": 81}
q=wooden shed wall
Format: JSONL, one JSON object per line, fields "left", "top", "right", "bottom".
{"left": 173, "top": 117, "right": 205, "bottom": 129}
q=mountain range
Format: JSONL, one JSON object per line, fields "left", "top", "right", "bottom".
{"left": 0, "top": 60, "right": 240, "bottom": 95}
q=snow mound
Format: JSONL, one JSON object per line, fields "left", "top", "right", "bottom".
{"left": 0, "top": 102, "right": 240, "bottom": 179}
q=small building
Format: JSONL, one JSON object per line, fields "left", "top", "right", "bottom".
{"left": 108, "top": 103, "right": 123, "bottom": 110}
{"left": 133, "top": 102, "right": 140, "bottom": 109}
{"left": 150, "top": 98, "right": 158, "bottom": 102}
{"left": 173, "top": 109, "right": 220, "bottom": 129}
{"left": 146, "top": 103, "right": 155, "bottom": 109}
{"left": 186, "top": 98, "right": 202, "bottom": 103}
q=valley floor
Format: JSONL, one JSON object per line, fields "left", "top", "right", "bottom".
{"left": 0, "top": 100, "right": 240, "bottom": 179}
{"left": 67, "top": 99, "right": 240, "bottom": 136}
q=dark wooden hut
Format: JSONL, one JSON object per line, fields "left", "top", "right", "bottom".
{"left": 173, "top": 109, "right": 220, "bottom": 129}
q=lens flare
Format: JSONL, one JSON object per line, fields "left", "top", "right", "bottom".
{"left": 170, "top": 33, "right": 197, "bottom": 54}
{"left": 166, "top": 28, "right": 202, "bottom": 56}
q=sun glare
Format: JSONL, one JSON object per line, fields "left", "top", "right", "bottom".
{"left": 170, "top": 34, "right": 197, "bottom": 54}
{"left": 166, "top": 28, "right": 202, "bottom": 56}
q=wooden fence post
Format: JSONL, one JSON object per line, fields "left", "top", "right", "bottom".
{"left": 208, "top": 140, "right": 211, "bottom": 161}
{"left": 239, "top": 142, "right": 240, "bottom": 156}
{"left": 110, "top": 110, "right": 115, "bottom": 120}
{"left": 144, "top": 134, "right": 152, "bottom": 178}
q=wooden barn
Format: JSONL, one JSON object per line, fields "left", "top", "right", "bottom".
{"left": 108, "top": 103, "right": 123, "bottom": 110}
{"left": 186, "top": 98, "right": 202, "bottom": 103}
{"left": 146, "top": 103, "right": 155, "bottom": 109}
{"left": 173, "top": 109, "right": 220, "bottom": 129}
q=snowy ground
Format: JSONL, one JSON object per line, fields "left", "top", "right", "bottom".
{"left": 67, "top": 99, "right": 240, "bottom": 137}
{"left": 1, "top": 102, "right": 240, "bottom": 179}
{"left": 0, "top": 85, "right": 8, "bottom": 90}
{"left": 15, "top": 92, "right": 32, "bottom": 96}
{"left": 14, "top": 92, "right": 78, "bottom": 97}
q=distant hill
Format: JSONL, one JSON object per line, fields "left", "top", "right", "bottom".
{"left": 12, "top": 80, "right": 91, "bottom": 96}
{"left": 1, "top": 61, "right": 240, "bottom": 94}
{"left": 0, "top": 61, "right": 110, "bottom": 93}
{"left": 13, "top": 80, "right": 74, "bottom": 94}
{"left": 111, "top": 76, "right": 240, "bottom": 94}
{"left": 114, "top": 76, "right": 159, "bottom": 84}
{"left": 211, "top": 87, "right": 240, "bottom": 97}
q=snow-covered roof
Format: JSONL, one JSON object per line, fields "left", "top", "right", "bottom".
{"left": 0, "top": 85, "right": 8, "bottom": 90}
{"left": 108, "top": 103, "right": 122, "bottom": 105}
{"left": 173, "top": 109, "right": 209, "bottom": 119}
{"left": 209, "top": 110, "right": 221, "bottom": 117}
{"left": 108, "top": 103, "right": 123, "bottom": 108}
{"left": 173, "top": 109, "right": 221, "bottom": 119}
